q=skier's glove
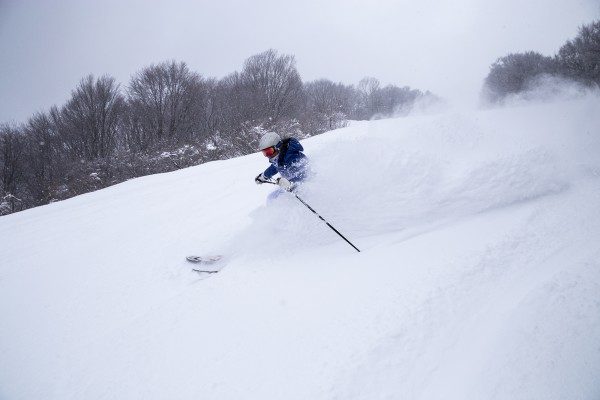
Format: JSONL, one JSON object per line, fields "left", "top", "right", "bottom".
{"left": 255, "top": 173, "right": 268, "bottom": 184}
{"left": 276, "top": 177, "right": 293, "bottom": 191}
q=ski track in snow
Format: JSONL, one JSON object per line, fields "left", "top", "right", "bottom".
{"left": 1, "top": 96, "right": 600, "bottom": 399}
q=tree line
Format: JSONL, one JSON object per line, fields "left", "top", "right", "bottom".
{"left": 482, "top": 19, "right": 600, "bottom": 103}
{"left": 0, "top": 49, "right": 436, "bottom": 215}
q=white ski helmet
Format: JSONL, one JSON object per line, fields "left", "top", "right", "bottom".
{"left": 258, "top": 132, "right": 281, "bottom": 150}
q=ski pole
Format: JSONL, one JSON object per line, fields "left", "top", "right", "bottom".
{"left": 263, "top": 180, "right": 361, "bottom": 252}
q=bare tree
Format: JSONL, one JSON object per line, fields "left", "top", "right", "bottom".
{"left": 376, "top": 85, "right": 422, "bottom": 117}
{"left": 0, "top": 124, "right": 28, "bottom": 213}
{"left": 127, "top": 61, "right": 203, "bottom": 149}
{"left": 24, "top": 111, "right": 66, "bottom": 204}
{"left": 61, "top": 75, "right": 125, "bottom": 160}
{"left": 482, "top": 52, "right": 556, "bottom": 103}
{"left": 195, "top": 78, "right": 219, "bottom": 137}
{"left": 215, "top": 72, "right": 252, "bottom": 131}
{"left": 304, "top": 79, "right": 354, "bottom": 131}
{"left": 357, "top": 77, "right": 381, "bottom": 118}
{"left": 558, "top": 20, "right": 600, "bottom": 86}
{"left": 241, "top": 49, "right": 304, "bottom": 123}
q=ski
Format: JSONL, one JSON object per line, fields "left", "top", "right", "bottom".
{"left": 192, "top": 268, "right": 220, "bottom": 274}
{"left": 186, "top": 255, "right": 222, "bottom": 263}
{"left": 185, "top": 255, "right": 225, "bottom": 275}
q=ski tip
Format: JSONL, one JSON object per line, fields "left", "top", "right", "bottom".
{"left": 186, "top": 255, "right": 223, "bottom": 263}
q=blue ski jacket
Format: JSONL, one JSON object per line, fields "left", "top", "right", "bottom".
{"left": 262, "top": 138, "right": 309, "bottom": 182}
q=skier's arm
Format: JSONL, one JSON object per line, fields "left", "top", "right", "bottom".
{"left": 263, "top": 164, "right": 278, "bottom": 180}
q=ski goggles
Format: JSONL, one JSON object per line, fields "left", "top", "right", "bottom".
{"left": 261, "top": 146, "right": 276, "bottom": 157}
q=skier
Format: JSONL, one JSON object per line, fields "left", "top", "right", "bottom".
{"left": 255, "top": 132, "right": 309, "bottom": 200}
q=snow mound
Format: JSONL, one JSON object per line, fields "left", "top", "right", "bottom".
{"left": 233, "top": 97, "right": 599, "bottom": 253}
{"left": 1, "top": 95, "right": 600, "bottom": 400}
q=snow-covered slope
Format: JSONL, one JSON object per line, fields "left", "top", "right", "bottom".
{"left": 1, "top": 96, "right": 600, "bottom": 400}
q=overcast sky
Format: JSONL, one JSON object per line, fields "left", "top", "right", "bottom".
{"left": 0, "top": 0, "right": 598, "bottom": 123}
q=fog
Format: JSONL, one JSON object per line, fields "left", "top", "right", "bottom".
{"left": 0, "top": 0, "right": 598, "bottom": 122}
